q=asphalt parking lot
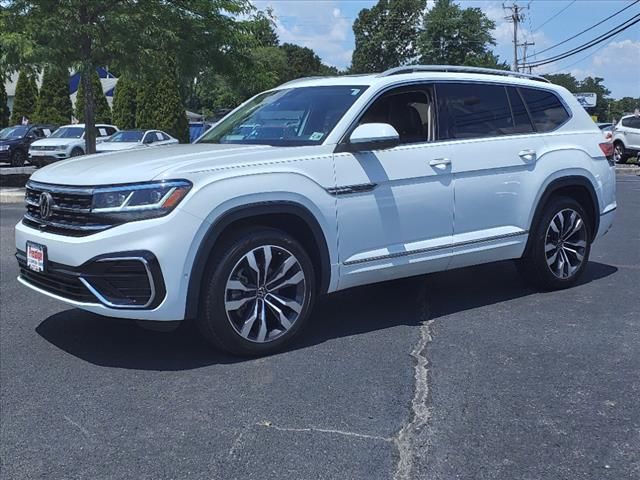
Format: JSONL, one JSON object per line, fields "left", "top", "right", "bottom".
{"left": 1, "top": 174, "right": 638, "bottom": 480}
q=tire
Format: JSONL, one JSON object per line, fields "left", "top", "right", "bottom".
{"left": 519, "top": 196, "right": 591, "bottom": 290}
{"left": 70, "top": 148, "right": 84, "bottom": 157}
{"left": 10, "top": 149, "right": 26, "bottom": 167}
{"left": 613, "top": 141, "right": 628, "bottom": 164}
{"left": 197, "top": 227, "right": 316, "bottom": 356}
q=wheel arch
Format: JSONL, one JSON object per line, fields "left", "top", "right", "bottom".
{"left": 525, "top": 175, "right": 600, "bottom": 256}
{"left": 184, "top": 201, "right": 332, "bottom": 320}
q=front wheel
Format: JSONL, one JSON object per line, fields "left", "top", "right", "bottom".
{"left": 10, "top": 149, "right": 26, "bottom": 167}
{"left": 70, "top": 148, "right": 84, "bottom": 157}
{"left": 197, "top": 228, "right": 316, "bottom": 356}
{"left": 519, "top": 196, "right": 591, "bottom": 290}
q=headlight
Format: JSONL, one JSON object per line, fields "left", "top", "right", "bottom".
{"left": 91, "top": 180, "right": 192, "bottom": 220}
{"left": 0, "top": 145, "right": 10, "bottom": 151}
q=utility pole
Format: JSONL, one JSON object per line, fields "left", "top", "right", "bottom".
{"left": 518, "top": 41, "right": 535, "bottom": 73}
{"left": 503, "top": 2, "right": 527, "bottom": 72}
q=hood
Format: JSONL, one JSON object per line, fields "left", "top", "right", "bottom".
{"left": 96, "top": 142, "right": 142, "bottom": 152}
{"left": 30, "top": 143, "right": 289, "bottom": 186}
{"left": 31, "top": 137, "right": 81, "bottom": 147}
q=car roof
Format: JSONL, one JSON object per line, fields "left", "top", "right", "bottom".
{"left": 57, "top": 123, "right": 117, "bottom": 129}
{"left": 273, "top": 66, "right": 557, "bottom": 93}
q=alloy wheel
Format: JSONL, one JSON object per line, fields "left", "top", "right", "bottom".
{"left": 544, "top": 208, "right": 587, "bottom": 279}
{"left": 614, "top": 144, "right": 623, "bottom": 163}
{"left": 224, "top": 245, "right": 306, "bottom": 343}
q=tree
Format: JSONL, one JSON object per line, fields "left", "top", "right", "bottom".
{"left": 544, "top": 73, "right": 579, "bottom": 92}
{"left": 136, "top": 59, "right": 188, "bottom": 142}
{"left": 9, "top": 69, "right": 38, "bottom": 125}
{"left": 75, "top": 70, "right": 111, "bottom": 124}
{"left": 249, "top": 10, "right": 279, "bottom": 48}
{"left": 33, "top": 65, "right": 72, "bottom": 125}
{"left": 417, "top": 0, "right": 505, "bottom": 68}
{"left": 0, "top": 79, "right": 9, "bottom": 128}
{"left": 280, "top": 43, "right": 324, "bottom": 82}
{"left": 111, "top": 74, "right": 136, "bottom": 129}
{"left": 3, "top": 0, "right": 250, "bottom": 153}
{"left": 609, "top": 97, "right": 640, "bottom": 121}
{"left": 351, "top": 0, "right": 426, "bottom": 73}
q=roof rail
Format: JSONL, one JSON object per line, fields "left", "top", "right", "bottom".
{"left": 378, "top": 65, "right": 550, "bottom": 83}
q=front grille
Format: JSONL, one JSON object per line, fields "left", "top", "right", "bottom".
{"left": 16, "top": 252, "right": 96, "bottom": 303}
{"left": 30, "top": 145, "right": 58, "bottom": 151}
{"left": 24, "top": 181, "right": 111, "bottom": 236}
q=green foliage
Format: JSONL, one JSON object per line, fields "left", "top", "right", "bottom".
{"left": 9, "top": 69, "right": 38, "bottom": 125}
{"left": 136, "top": 60, "right": 188, "bottom": 143}
{"left": 75, "top": 70, "right": 111, "bottom": 123}
{"left": 351, "top": 0, "right": 426, "bottom": 73}
{"left": 0, "top": 79, "right": 9, "bottom": 127}
{"left": 417, "top": 0, "right": 502, "bottom": 67}
{"left": 543, "top": 73, "right": 579, "bottom": 92}
{"left": 33, "top": 65, "right": 71, "bottom": 125}
{"left": 249, "top": 10, "right": 279, "bottom": 48}
{"left": 111, "top": 74, "right": 137, "bottom": 129}
{"left": 609, "top": 97, "right": 640, "bottom": 121}
{"left": 280, "top": 43, "right": 325, "bottom": 83}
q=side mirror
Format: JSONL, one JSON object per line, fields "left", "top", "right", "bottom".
{"left": 344, "top": 123, "right": 399, "bottom": 152}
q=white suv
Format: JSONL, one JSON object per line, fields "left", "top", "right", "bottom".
{"left": 613, "top": 114, "right": 640, "bottom": 163}
{"left": 15, "top": 66, "right": 617, "bottom": 356}
{"left": 29, "top": 123, "right": 119, "bottom": 167}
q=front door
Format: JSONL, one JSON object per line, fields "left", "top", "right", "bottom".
{"left": 334, "top": 84, "right": 454, "bottom": 290}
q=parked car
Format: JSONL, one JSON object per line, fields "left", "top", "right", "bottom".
{"left": 597, "top": 122, "right": 614, "bottom": 142}
{"left": 613, "top": 114, "right": 640, "bottom": 163}
{"left": 15, "top": 65, "right": 616, "bottom": 356}
{"left": 0, "top": 124, "right": 57, "bottom": 167}
{"left": 28, "top": 123, "right": 119, "bottom": 167}
{"left": 96, "top": 130, "right": 179, "bottom": 153}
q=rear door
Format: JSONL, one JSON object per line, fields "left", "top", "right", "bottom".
{"left": 621, "top": 116, "right": 640, "bottom": 150}
{"left": 435, "top": 82, "right": 558, "bottom": 269}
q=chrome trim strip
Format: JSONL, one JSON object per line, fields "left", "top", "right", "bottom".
{"left": 23, "top": 213, "right": 109, "bottom": 231}
{"left": 17, "top": 275, "right": 101, "bottom": 307}
{"left": 27, "top": 181, "right": 94, "bottom": 195}
{"left": 326, "top": 183, "right": 378, "bottom": 195}
{"left": 344, "top": 231, "right": 528, "bottom": 266}
{"left": 79, "top": 256, "right": 156, "bottom": 309}
{"left": 601, "top": 206, "right": 617, "bottom": 215}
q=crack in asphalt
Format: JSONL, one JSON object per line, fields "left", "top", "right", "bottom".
{"left": 393, "top": 283, "right": 433, "bottom": 480}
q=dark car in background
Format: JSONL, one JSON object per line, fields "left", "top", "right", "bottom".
{"left": 0, "top": 124, "right": 57, "bottom": 167}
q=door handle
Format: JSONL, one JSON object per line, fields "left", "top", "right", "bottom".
{"left": 429, "top": 158, "right": 451, "bottom": 169}
{"left": 519, "top": 149, "right": 537, "bottom": 162}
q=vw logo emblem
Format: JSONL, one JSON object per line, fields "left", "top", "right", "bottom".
{"left": 39, "top": 192, "right": 53, "bottom": 220}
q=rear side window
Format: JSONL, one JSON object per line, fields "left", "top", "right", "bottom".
{"left": 507, "top": 87, "right": 534, "bottom": 134}
{"left": 436, "top": 83, "right": 513, "bottom": 140}
{"left": 621, "top": 117, "right": 640, "bottom": 128}
{"left": 519, "top": 88, "right": 569, "bottom": 132}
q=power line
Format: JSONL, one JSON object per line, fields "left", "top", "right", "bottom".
{"left": 530, "top": 0, "right": 639, "bottom": 58}
{"left": 531, "top": 0, "right": 576, "bottom": 33}
{"left": 525, "top": 13, "right": 640, "bottom": 67}
{"left": 544, "top": 29, "right": 627, "bottom": 75}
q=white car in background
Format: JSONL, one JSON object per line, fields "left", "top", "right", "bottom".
{"left": 613, "top": 114, "right": 640, "bottom": 163}
{"left": 96, "top": 130, "right": 179, "bottom": 153}
{"left": 29, "top": 123, "right": 119, "bottom": 167}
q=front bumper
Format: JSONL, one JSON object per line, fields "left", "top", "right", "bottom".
{"left": 15, "top": 208, "right": 205, "bottom": 320}
{"left": 28, "top": 151, "right": 69, "bottom": 165}
{"left": 0, "top": 149, "right": 10, "bottom": 162}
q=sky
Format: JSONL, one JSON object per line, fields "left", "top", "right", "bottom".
{"left": 250, "top": 0, "right": 640, "bottom": 98}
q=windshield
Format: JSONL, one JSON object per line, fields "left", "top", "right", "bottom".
{"left": 0, "top": 126, "right": 28, "bottom": 140}
{"left": 50, "top": 127, "right": 84, "bottom": 139}
{"left": 198, "top": 85, "right": 368, "bottom": 146}
{"left": 107, "top": 131, "right": 144, "bottom": 142}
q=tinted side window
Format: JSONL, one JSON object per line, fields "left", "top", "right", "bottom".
{"left": 621, "top": 117, "right": 640, "bottom": 128}
{"left": 507, "top": 87, "right": 534, "bottom": 134}
{"left": 519, "top": 88, "right": 569, "bottom": 132}
{"left": 436, "top": 83, "right": 513, "bottom": 140}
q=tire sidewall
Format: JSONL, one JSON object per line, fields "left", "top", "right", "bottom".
{"left": 530, "top": 196, "right": 592, "bottom": 289}
{"left": 11, "top": 149, "right": 26, "bottom": 167}
{"left": 200, "top": 228, "right": 316, "bottom": 356}
{"left": 70, "top": 148, "right": 83, "bottom": 157}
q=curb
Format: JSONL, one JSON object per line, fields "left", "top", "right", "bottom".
{"left": 0, "top": 188, "right": 25, "bottom": 204}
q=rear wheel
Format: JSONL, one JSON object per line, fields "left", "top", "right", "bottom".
{"left": 10, "top": 149, "right": 26, "bottom": 167}
{"left": 197, "top": 227, "right": 315, "bottom": 356}
{"left": 519, "top": 196, "right": 591, "bottom": 290}
{"left": 613, "top": 142, "right": 628, "bottom": 164}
